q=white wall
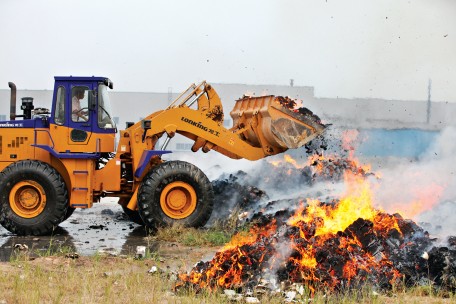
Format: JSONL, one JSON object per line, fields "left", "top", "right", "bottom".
{"left": 0, "top": 82, "right": 454, "bottom": 142}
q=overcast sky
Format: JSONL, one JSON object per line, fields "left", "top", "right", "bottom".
{"left": 0, "top": 0, "right": 455, "bottom": 101}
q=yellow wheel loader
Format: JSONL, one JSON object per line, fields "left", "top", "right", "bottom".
{"left": 0, "top": 76, "right": 326, "bottom": 235}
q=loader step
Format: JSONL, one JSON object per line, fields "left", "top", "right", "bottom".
{"left": 72, "top": 187, "right": 89, "bottom": 191}
{"left": 32, "top": 144, "right": 101, "bottom": 159}
{"left": 73, "top": 170, "right": 89, "bottom": 175}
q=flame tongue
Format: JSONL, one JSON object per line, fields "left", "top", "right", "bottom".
{"left": 282, "top": 177, "right": 404, "bottom": 291}
{"left": 289, "top": 173, "right": 399, "bottom": 239}
{"left": 179, "top": 220, "right": 279, "bottom": 290}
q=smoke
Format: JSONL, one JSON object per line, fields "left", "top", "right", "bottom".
{"left": 163, "top": 150, "right": 257, "bottom": 181}
{"left": 371, "top": 127, "right": 456, "bottom": 239}
{"left": 263, "top": 237, "right": 293, "bottom": 290}
{"left": 166, "top": 126, "right": 456, "bottom": 243}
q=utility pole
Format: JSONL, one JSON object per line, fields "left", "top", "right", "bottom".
{"left": 168, "top": 87, "right": 173, "bottom": 105}
{"left": 426, "top": 79, "right": 431, "bottom": 124}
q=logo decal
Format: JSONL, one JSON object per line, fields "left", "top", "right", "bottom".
{"left": 181, "top": 117, "right": 220, "bottom": 137}
{"left": 0, "top": 122, "right": 24, "bottom": 128}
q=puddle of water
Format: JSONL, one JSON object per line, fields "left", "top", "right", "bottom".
{"left": 0, "top": 198, "right": 151, "bottom": 261}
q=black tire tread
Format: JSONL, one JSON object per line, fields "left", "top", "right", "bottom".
{"left": 0, "top": 160, "right": 68, "bottom": 236}
{"left": 62, "top": 207, "right": 75, "bottom": 222}
{"left": 137, "top": 160, "right": 214, "bottom": 229}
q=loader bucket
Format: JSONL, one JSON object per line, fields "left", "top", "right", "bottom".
{"left": 230, "top": 95, "right": 326, "bottom": 151}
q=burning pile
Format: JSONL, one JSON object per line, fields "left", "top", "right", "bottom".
{"left": 181, "top": 141, "right": 456, "bottom": 295}
{"left": 179, "top": 172, "right": 456, "bottom": 294}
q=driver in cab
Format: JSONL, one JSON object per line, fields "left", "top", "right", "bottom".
{"left": 72, "top": 87, "right": 88, "bottom": 121}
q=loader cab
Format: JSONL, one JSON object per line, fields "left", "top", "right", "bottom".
{"left": 49, "top": 76, "right": 117, "bottom": 154}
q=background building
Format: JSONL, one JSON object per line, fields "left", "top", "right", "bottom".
{"left": 0, "top": 82, "right": 455, "bottom": 158}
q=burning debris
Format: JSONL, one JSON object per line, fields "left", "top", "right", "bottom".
{"left": 211, "top": 129, "right": 372, "bottom": 200}
{"left": 208, "top": 146, "right": 374, "bottom": 227}
{"left": 308, "top": 154, "right": 375, "bottom": 182}
{"left": 180, "top": 142, "right": 456, "bottom": 297}
{"left": 178, "top": 183, "right": 456, "bottom": 296}
{"left": 206, "top": 132, "right": 378, "bottom": 244}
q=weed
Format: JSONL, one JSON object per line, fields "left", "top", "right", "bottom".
{"left": 152, "top": 224, "right": 231, "bottom": 247}
{"left": 0, "top": 255, "right": 454, "bottom": 303}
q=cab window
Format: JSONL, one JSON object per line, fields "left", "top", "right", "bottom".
{"left": 55, "top": 86, "right": 66, "bottom": 125}
{"left": 71, "top": 86, "right": 89, "bottom": 122}
{"left": 97, "top": 84, "right": 116, "bottom": 129}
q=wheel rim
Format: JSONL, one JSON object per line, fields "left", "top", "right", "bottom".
{"left": 160, "top": 181, "right": 197, "bottom": 219}
{"left": 9, "top": 180, "right": 47, "bottom": 218}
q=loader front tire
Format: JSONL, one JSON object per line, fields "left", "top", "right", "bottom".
{"left": 138, "top": 161, "right": 214, "bottom": 229}
{"left": 119, "top": 197, "right": 145, "bottom": 226}
{"left": 0, "top": 160, "right": 68, "bottom": 236}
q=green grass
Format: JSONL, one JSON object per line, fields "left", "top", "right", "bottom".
{"left": 3, "top": 225, "right": 454, "bottom": 303}
{"left": 1, "top": 255, "right": 454, "bottom": 304}
{"left": 152, "top": 224, "right": 231, "bottom": 247}
{"left": 0, "top": 256, "right": 233, "bottom": 304}
{"left": 9, "top": 239, "right": 76, "bottom": 263}
{"left": 0, "top": 255, "right": 454, "bottom": 304}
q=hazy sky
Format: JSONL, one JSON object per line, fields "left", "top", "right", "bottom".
{"left": 1, "top": 0, "right": 455, "bottom": 101}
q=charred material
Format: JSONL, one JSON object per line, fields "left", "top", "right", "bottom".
{"left": 177, "top": 199, "right": 456, "bottom": 294}
{"left": 207, "top": 173, "right": 268, "bottom": 226}
{"left": 185, "top": 131, "right": 455, "bottom": 296}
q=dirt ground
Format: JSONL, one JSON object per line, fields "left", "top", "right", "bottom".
{"left": 1, "top": 255, "right": 454, "bottom": 304}
{"left": 0, "top": 199, "right": 219, "bottom": 270}
{"left": 0, "top": 192, "right": 454, "bottom": 303}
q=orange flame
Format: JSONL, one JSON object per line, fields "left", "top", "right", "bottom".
{"left": 377, "top": 181, "right": 445, "bottom": 219}
{"left": 223, "top": 219, "right": 277, "bottom": 250}
{"left": 290, "top": 172, "right": 401, "bottom": 237}
{"left": 342, "top": 129, "right": 360, "bottom": 158}
{"left": 284, "top": 171, "right": 402, "bottom": 278}
{"left": 268, "top": 154, "right": 306, "bottom": 169}
{"left": 179, "top": 147, "right": 415, "bottom": 292}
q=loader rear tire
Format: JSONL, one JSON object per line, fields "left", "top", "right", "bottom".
{"left": 137, "top": 161, "right": 214, "bottom": 229}
{"left": 62, "top": 207, "right": 75, "bottom": 222}
{"left": 0, "top": 160, "right": 69, "bottom": 236}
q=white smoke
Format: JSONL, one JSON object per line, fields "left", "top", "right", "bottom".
{"left": 371, "top": 127, "right": 456, "bottom": 240}
{"left": 163, "top": 149, "right": 258, "bottom": 181}
{"left": 165, "top": 126, "right": 456, "bottom": 242}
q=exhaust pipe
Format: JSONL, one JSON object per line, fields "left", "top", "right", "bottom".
{"left": 8, "top": 82, "right": 16, "bottom": 120}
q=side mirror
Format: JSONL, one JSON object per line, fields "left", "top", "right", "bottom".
{"left": 88, "top": 90, "right": 96, "bottom": 110}
{"left": 104, "top": 79, "right": 113, "bottom": 89}
{"left": 141, "top": 119, "right": 151, "bottom": 142}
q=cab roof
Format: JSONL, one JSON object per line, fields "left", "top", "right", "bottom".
{"left": 54, "top": 76, "right": 110, "bottom": 82}
{"left": 54, "top": 76, "right": 113, "bottom": 89}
